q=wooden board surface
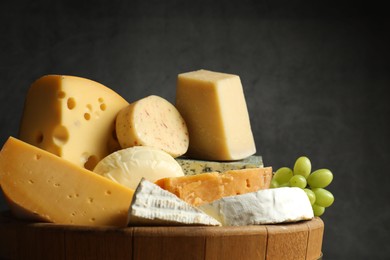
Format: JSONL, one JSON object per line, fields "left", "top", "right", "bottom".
{"left": 0, "top": 211, "right": 323, "bottom": 260}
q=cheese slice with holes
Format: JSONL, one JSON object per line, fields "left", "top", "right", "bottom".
{"left": 0, "top": 137, "right": 134, "bottom": 227}
{"left": 155, "top": 167, "right": 272, "bottom": 206}
{"left": 199, "top": 187, "right": 314, "bottom": 226}
{"left": 18, "top": 75, "right": 129, "bottom": 170}
{"left": 176, "top": 69, "right": 256, "bottom": 161}
{"left": 128, "top": 179, "right": 221, "bottom": 226}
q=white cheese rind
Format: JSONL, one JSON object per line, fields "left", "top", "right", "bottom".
{"left": 199, "top": 187, "right": 314, "bottom": 226}
{"left": 93, "top": 146, "right": 184, "bottom": 190}
{"left": 128, "top": 179, "right": 221, "bottom": 226}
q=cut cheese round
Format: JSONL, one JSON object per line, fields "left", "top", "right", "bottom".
{"left": 115, "top": 95, "right": 189, "bottom": 158}
{"left": 93, "top": 146, "right": 185, "bottom": 190}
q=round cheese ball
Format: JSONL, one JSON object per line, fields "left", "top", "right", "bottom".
{"left": 115, "top": 95, "right": 189, "bottom": 158}
{"left": 93, "top": 146, "right": 184, "bottom": 190}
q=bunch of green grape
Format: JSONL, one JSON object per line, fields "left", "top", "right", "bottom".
{"left": 270, "top": 156, "right": 334, "bottom": 217}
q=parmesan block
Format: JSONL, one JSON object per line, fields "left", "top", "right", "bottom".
{"left": 199, "top": 187, "right": 314, "bottom": 226}
{"left": 116, "top": 95, "right": 189, "bottom": 158}
{"left": 93, "top": 146, "right": 184, "bottom": 190}
{"left": 0, "top": 137, "right": 134, "bottom": 227}
{"left": 18, "top": 75, "right": 129, "bottom": 170}
{"left": 176, "top": 155, "right": 263, "bottom": 175}
{"left": 176, "top": 69, "right": 256, "bottom": 161}
{"left": 155, "top": 167, "right": 272, "bottom": 206}
{"left": 129, "top": 179, "right": 221, "bottom": 226}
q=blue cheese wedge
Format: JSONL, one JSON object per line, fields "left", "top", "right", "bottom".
{"left": 199, "top": 187, "right": 314, "bottom": 226}
{"left": 128, "top": 179, "right": 221, "bottom": 226}
{"left": 176, "top": 155, "right": 263, "bottom": 175}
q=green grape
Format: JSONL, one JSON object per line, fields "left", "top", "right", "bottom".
{"left": 312, "top": 204, "right": 325, "bottom": 217}
{"left": 273, "top": 167, "right": 293, "bottom": 184}
{"left": 270, "top": 179, "right": 279, "bottom": 188}
{"left": 303, "top": 188, "right": 316, "bottom": 205}
{"left": 293, "top": 156, "right": 311, "bottom": 179}
{"left": 312, "top": 188, "right": 334, "bottom": 207}
{"left": 278, "top": 182, "right": 290, "bottom": 187}
{"left": 289, "top": 175, "right": 307, "bottom": 189}
{"left": 307, "top": 169, "right": 333, "bottom": 188}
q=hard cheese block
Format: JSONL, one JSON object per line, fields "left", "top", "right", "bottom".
{"left": 175, "top": 69, "right": 256, "bottom": 161}
{"left": 93, "top": 146, "right": 184, "bottom": 190}
{"left": 155, "top": 167, "right": 272, "bottom": 206}
{"left": 128, "top": 179, "right": 221, "bottom": 226}
{"left": 18, "top": 75, "right": 129, "bottom": 170}
{"left": 0, "top": 137, "right": 134, "bottom": 227}
{"left": 116, "top": 95, "right": 189, "bottom": 158}
{"left": 176, "top": 155, "right": 263, "bottom": 175}
{"left": 199, "top": 187, "right": 314, "bottom": 226}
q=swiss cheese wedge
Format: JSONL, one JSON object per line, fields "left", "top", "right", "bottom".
{"left": 18, "top": 75, "right": 129, "bottom": 170}
{"left": 0, "top": 137, "right": 134, "bottom": 227}
{"left": 155, "top": 167, "right": 272, "bottom": 206}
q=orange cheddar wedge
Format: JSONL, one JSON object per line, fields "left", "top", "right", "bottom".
{"left": 155, "top": 167, "right": 272, "bottom": 206}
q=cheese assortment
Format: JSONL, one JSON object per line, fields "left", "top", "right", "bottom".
{"left": 155, "top": 167, "right": 273, "bottom": 206}
{"left": 0, "top": 137, "right": 134, "bottom": 227}
{"left": 176, "top": 155, "right": 263, "bottom": 175}
{"left": 116, "top": 95, "right": 189, "bottom": 158}
{"left": 93, "top": 146, "right": 184, "bottom": 190}
{"left": 176, "top": 69, "right": 256, "bottom": 161}
{"left": 0, "top": 70, "right": 326, "bottom": 230}
{"left": 128, "top": 179, "right": 221, "bottom": 226}
{"left": 199, "top": 187, "right": 314, "bottom": 226}
{"left": 18, "top": 75, "right": 129, "bottom": 170}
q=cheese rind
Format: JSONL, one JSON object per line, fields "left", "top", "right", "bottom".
{"left": 199, "top": 187, "right": 314, "bottom": 226}
{"left": 176, "top": 155, "right": 263, "bottom": 175}
{"left": 175, "top": 69, "right": 256, "bottom": 161}
{"left": 116, "top": 95, "right": 189, "bottom": 158}
{"left": 18, "top": 75, "right": 129, "bottom": 170}
{"left": 93, "top": 146, "right": 184, "bottom": 190}
{"left": 155, "top": 167, "right": 272, "bottom": 206}
{"left": 128, "top": 179, "right": 221, "bottom": 226}
{"left": 0, "top": 137, "right": 134, "bottom": 227}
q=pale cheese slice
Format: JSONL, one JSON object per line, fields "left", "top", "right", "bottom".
{"left": 176, "top": 69, "right": 256, "bottom": 161}
{"left": 93, "top": 146, "right": 184, "bottom": 190}
{"left": 199, "top": 187, "right": 314, "bottom": 226}
{"left": 129, "top": 179, "right": 221, "bottom": 226}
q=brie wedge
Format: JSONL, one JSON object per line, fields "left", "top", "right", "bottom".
{"left": 199, "top": 187, "right": 314, "bottom": 226}
{"left": 128, "top": 179, "right": 221, "bottom": 226}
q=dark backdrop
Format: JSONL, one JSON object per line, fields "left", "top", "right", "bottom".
{"left": 1, "top": 1, "right": 389, "bottom": 259}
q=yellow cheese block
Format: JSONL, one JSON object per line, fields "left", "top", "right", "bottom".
{"left": 155, "top": 167, "right": 272, "bottom": 206}
{"left": 116, "top": 95, "right": 189, "bottom": 158}
{"left": 18, "top": 75, "right": 129, "bottom": 170}
{"left": 176, "top": 69, "right": 256, "bottom": 161}
{"left": 0, "top": 137, "right": 134, "bottom": 227}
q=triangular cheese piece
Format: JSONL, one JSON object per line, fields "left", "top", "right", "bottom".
{"left": 199, "top": 187, "right": 314, "bottom": 226}
{"left": 129, "top": 179, "right": 221, "bottom": 226}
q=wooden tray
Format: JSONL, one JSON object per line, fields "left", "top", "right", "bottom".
{"left": 0, "top": 211, "right": 323, "bottom": 260}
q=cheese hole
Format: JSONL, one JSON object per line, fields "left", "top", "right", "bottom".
{"left": 100, "top": 103, "right": 106, "bottom": 111}
{"left": 84, "top": 113, "right": 91, "bottom": 121}
{"left": 28, "top": 180, "right": 34, "bottom": 184}
{"left": 246, "top": 179, "right": 251, "bottom": 188}
{"left": 34, "top": 154, "right": 41, "bottom": 160}
{"left": 54, "top": 183, "right": 60, "bottom": 187}
{"left": 67, "top": 97, "right": 76, "bottom": 110}
{"left": 88, "top": 197, "right": 94, "bottom": 203}
{"left": 84, "top": 155, "right": 98, "bottom": 170}
{"left": 105, "top": 190, "right": 112, "bottom": 195}
{"left": 98, "top": 97, "right": 104, "bottom": 103}
{"left": 58, "top": 91, "right": 66, "bottom": 98}
{"left": 52, "top": 125, "right": 69, "bottom": 146}
{"left": 87, "top": 104, "right": 92, "bottom": 111}
{"left": 90, "top": 218, "right": 96, "bottom": 222}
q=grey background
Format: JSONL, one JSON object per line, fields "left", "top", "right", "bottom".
{"left": 1, "top": 0, "right": 389, "bottom": 259}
